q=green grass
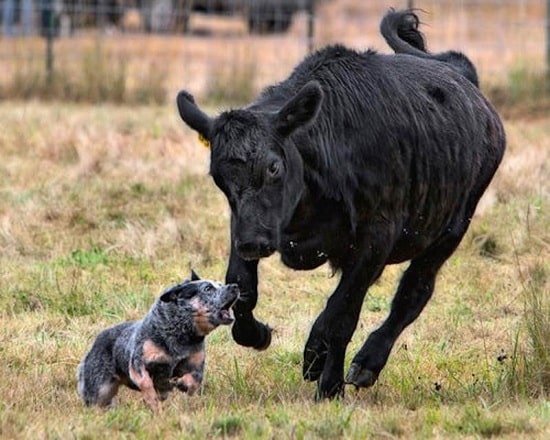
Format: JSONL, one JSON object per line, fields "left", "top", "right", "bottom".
{"left": 0, "top": 102, "right": 549, "bottom": 438}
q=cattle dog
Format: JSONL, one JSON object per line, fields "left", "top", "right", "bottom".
{"left": 77, "top": 271, "right": 239, "bottom": 410}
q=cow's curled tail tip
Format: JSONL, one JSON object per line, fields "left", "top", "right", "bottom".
{"left": 383, "top": 7, "right": 421, "bottom": 27}
{"left": 177, "top": 90, "right": 195, "bottom": 105}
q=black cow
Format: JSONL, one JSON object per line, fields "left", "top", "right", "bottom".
{"left": 176, "top": 9, "right": 506, "bottom": 399}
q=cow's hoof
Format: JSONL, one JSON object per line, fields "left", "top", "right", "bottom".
{"left": 315, "top": 376, "right": 345, "bottom": 401}
{"left": 232, "top": 320, "right": 272, "bottom": 350}
{"left": 253, "top": 323, "right": 272, "bottom": 351}
{"left": 303, "top": 347, "right": 327, "bottom": 381}
{"left": 344, "top": 363, "right": 378, "bottom": 388}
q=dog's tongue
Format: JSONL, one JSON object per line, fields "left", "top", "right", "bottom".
{"left": 220, "top": 309, "right": 233, "bottom": 324}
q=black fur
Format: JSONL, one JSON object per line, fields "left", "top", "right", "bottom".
{"left": 380, "top": 8, "right": 479, "bottom": 87}
{"left": 177, "top": 9, "right": 505, "bottom": 399}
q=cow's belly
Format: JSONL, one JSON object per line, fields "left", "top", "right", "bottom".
{"left": 387, "top": 236, "right": 433, "bottom": 263}
{"left": 386, "top": 221, "right": 450, "bottom": 264}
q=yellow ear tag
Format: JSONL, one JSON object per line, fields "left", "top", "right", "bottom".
{"left": 198, "top": 134, "right": 211, "bottom": 149}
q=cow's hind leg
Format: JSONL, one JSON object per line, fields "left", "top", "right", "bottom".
{"left": 303, "top": 264, "right": 385, "bottom": 384}
{"left": 345, "top": 222, "right": 470, "bottom": 389}
{"left": 304, "top": 261, "right": 386, "bottom": 399}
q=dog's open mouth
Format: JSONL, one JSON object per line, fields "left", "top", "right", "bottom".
{"left": 218, "top": 294, "right": 239, "bottom": 325}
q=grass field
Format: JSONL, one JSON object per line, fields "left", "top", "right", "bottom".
{"left": 0, "top": 98, "right": 548, "bottom": 438}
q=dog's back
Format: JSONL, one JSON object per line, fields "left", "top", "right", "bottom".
{"left": 77, "top": 321, "right": 137, "bottom": 406}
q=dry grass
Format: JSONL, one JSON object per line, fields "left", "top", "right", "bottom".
{"left": 0, "top": 0, "right": 547, "bottom": 103}
{"left": 0, "top": 99, "right": 549, "bottom": 438}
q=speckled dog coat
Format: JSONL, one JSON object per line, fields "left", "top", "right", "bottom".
{"left": 77, "top": 271, "right": 239, "bottom": 410}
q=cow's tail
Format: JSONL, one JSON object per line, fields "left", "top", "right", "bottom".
{"left": 380, "top": 8, "right": 428, "bottom": 57}
{"left": 380, "top": 8, "right": 479, "bottom": 87}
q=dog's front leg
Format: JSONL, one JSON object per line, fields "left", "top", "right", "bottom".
{"left": 172, "top": 350, "right": 205, "bottom": 396}
{"left": 173, "top": 371, "right": 202, "bottom": 396}
{"left": 129, "top": 365, "right": 160, "bottom": 411}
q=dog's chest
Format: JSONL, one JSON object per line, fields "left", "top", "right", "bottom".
{"left": 141, "top": 339, "right": 205, "bottom": 382}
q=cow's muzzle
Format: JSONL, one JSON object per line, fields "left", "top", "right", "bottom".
{"left": 236, "top": 238, "right": 276, "bottom": 261}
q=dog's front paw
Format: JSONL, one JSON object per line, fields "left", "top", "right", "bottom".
{"left": 173, "top": 374, "right": 201, "bottom": 396}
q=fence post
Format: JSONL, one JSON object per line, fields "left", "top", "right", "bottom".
{"left": 41, "top": 0, "right": 60, "bottom": 84}
{"left": 547, "top": 0, "right": 550, "bottom": 89}
{"left": 46, "top": 30, "right": 54, "bottom": 83}
{"left": 307, "top": 0, "right": 315, "bottom": 54}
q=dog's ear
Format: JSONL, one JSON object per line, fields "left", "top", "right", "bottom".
{"left": 160, "top": 283, "right": 198, "bottom": 302}
{"left": 190, "top": 269, "right": 200, "bottom": 281}
{"left": 160, "top": 284, "right": 180, "bottom": 303}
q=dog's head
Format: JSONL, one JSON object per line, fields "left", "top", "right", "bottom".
{"left": 158, "top": 270, "right": 239, "bottom": 336}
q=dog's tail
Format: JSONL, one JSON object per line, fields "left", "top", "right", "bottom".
{"left": 77, "top": 360, "right": 96, "bottom": 406}
{"left": 380, "top": 8, "right": 479, "bottom": 87}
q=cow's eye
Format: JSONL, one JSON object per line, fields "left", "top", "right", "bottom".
{"left": 266, "top": 161, "right": 282, "bottom": 181}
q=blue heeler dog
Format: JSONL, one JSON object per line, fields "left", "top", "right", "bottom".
{"left": 77, "top": 271, "right": 239, "bottom": 410}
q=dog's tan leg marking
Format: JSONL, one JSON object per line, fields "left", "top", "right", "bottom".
{"left": 174, "top": 350, "right": 205, "bottom": 395}
{"left": 187, "top": 350, "right": 205, "bottom": 368}
{"left": 129, "top": 365, "right": 160, "bottom": 412}
{"left": 142, "top": 339, "right": 171, "bottom": 363}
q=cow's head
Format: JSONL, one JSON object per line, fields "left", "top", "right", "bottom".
{"left": 177, "top": 82, "right": 323, "bottom": 261}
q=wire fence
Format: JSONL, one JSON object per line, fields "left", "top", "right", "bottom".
{"left": 0, "top": 0, "right": 548, "bottom": 103}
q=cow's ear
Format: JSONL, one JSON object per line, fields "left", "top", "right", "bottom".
{"left": 177, "top": 90, "right": 213, "bottom": 142}
{"left": 275, "top": 81, "right": 323, "bottom": 136}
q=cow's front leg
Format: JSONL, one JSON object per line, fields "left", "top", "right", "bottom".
{"left": 304, "top": 258, "right": 386, "bottom": 399}
{"left": 226, "top": 243, "right": 272, "bottom": 350}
